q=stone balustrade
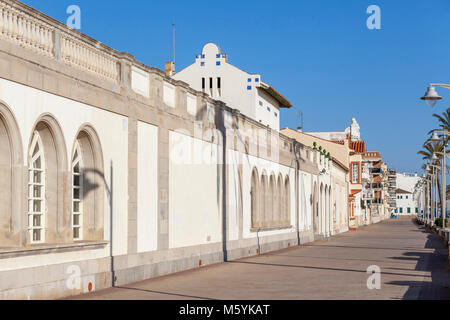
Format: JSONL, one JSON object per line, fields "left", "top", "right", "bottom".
{"left": 0, "top": 0, "right": 119, "bottom": 82}
{"left": 0, "top": 1, "right": 53, "bottom": 57}
{"left": 60, "top": 34, "right": 118, "bottom": 82}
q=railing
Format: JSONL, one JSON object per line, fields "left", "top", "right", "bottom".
{"left": 0, "top": 0, "right": 119, "bottom": 83}
{"left": 60, "top": 34, "right": 118, "bottom": 82}
{"left": 370, "top": 168, "right": 383, "bottom": 174}
{"left": 0, "top": 2, "right": 54, "bottom": 57}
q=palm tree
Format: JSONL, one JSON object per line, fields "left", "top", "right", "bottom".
{"left": 418, "top": 141, "right": 444, "bottom": 205}
{"left": 430, "top": 107, "right": 450, "bottom": 144}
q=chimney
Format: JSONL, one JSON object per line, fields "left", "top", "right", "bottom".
{"left": 165, "top": 61, "right": 175, "bottom": 77}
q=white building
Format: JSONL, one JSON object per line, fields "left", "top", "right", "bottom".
{"left": 172, "top": 43, "right": 292, "bottom": 131}
{"left": 395, "top": 173, "right": 420, "bottom": 215}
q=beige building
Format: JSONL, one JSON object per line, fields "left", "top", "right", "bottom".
{"left": 281, "top": 129, "right": 349, "bottom": 235}
{"left": 0, "top": 0, "right": 350, "bottom": 299}
{"left": 362, "top": 152, "right": 393, "bottom": 223}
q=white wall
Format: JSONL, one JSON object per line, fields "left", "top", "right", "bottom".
{"left": 168, "top": 130, "right": 222, "bottom": 248}
{"left": 396, "top": 193, "right": 415, "bottom": 215}
{"left": 299, "top": 171, "right": 313, "bottom": 231}
{"left": 227, "top": 149, "right": 240, "bottom": 241}
{"left": 396, "top": 173, "right": 420, "bottom": 193}
{"left": 131, "top": 66, "right": 150, "bottom": 98}
{"left": 137, "top": 121, "right": 158, "bottom": 253}
{"left": 396, "top": 173, "right": 420, "bottom": 215}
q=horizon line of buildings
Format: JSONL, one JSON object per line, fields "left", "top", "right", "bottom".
{"left": 172, "top": 42, "right": 409, "bottom": 228}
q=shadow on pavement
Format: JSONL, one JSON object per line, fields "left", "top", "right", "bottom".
{"left": 114, "top": 286, "right": 216, "bottom": 300}
{"left": 228, "top": 260, "right": 429, "bottom": 279}
{"left": 386, "top": 224, "right": 450, "bottom": 300}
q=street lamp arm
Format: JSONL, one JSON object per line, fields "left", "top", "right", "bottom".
{"left": 430, "top": 83, "right": 450, "bottom": 90}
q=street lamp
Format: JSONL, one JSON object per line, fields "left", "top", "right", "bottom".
{"left": 421, "top": 85, "right": 442, "bottom": 107}
{"left": 430, "top": 132, "right": 441, "bottom": 145}
{"left": 421, "top": 83, "right": 450, "bottom": 229}
{"left": 425, "top": 163, "right": 431, "bottom": 224}
{"left": 430, "top": 163, "right": 441, "bottom": 221}
{"left": 431, "top": 131, "right": 448, "bottom": 229}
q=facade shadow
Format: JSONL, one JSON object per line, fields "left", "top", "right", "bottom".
{"left": 386, "top": 229, "right": 450, "bottom": 300}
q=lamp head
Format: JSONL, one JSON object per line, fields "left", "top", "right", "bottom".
{"left": 421, "top": 85, "right": 442, "bottom": 107}
{"left": 430, "top": 131, "right": 441, "bottom": 146}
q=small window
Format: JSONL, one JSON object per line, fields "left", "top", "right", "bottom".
{"left": 275, "top": 112, "right": 278, "bottom": 117}
{"left": 267, "top": 107, "right": 270, "bottom": 112}
{"left": 407, "top": 207, "right": 411, "bottom": 213}
{"left": 202, "top": 78, "right": 205, "bottom": 90}
{"left": 217, "top": 77, "right": 221, "bottom": 89}
{"left": 209, "top": 77, "right": 213, "bottom": 89}
{"left": 216, "top": 61, "right": 221, "bottom": 66}
{"left": 201, "top": 54, "right": 205, "bottom": 58}
{"left": 406, "top": 195, "right": 408, "bottom": 199}
{"left": 247, "top": 86, "right": 252, "bottom": 90}
{"left": 248, "top": 78, "right": 251, "bottom": 82}
{"left": 255, "top": 78, "right": 259, "bottom": 82}
{"left": 216, "top": 54, "right": 220, "bottom": 58}
{"left": 400, "top": 208, "right": 403, "bottom": 213}
{"left": 415, "top": 208, "right": 418, "bottom": 213}
{"left": 201, "top": 62, "right": 205, "bottom": 67}
{"left": 259, "top": 101, "right": 263, "bottom": 106}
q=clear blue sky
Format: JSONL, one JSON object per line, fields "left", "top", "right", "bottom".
{"left": 21, "top": 0, "right": 450, "bottom": 174}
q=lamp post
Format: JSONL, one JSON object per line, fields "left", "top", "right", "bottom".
{"left": 425, "top": 163, "right": 431, "bottom": 225}
{"left": 421, "top": 83, "right": 450, "bottom": 230}
{"left": 430, "top": 131, "right": 448, "bottom": 228}
{"left": 430, "top": 162, "right": 441, "bottom": 222}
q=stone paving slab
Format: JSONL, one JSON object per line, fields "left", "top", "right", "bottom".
{"left": 70, "top": 219, "right": 450, "bottom": 300}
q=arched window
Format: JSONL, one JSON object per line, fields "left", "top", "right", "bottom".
{"left": 251, "top": 168, "right": 259, "bottom": 228}
{"left": 260, "top": 173, "right": 267, "bottom": 228}
{"left": 277, "top": 174, "right": 283, "bottom": 226}
{"left": 28, "top": 131, "right": 45, "bottom": 243}
{"left": 284, "top": 176, "right": 291, "bottom": 226}
{"left": 72, "top": 140, "right": 83, "bottom": 240}
{"left": 72, "top": 126, "right": 105, "bottom": 240}
{"left": 268, "top": 174, "right": 275, "bottom": 226}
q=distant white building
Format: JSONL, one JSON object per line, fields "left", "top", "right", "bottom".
{"left": 172, "top": 43, "right": 292, "bottom": 131}
{"left": 395, "top": 172, "right": 420, "bottom": 215}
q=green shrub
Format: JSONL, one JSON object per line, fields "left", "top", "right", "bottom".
{"left": 434, "top": 218, "right": 448, "bottom": 228}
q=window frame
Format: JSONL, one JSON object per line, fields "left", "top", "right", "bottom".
{"left": 72, "top": 140, "right": 83, "bottom": 240}
{"left": 28, "top": 131, "right": 46, "bottom": 244}
{"left": 350, "top": 162, "right": 361, "bottom": 184}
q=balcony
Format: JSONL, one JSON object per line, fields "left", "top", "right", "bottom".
{"left": 370, "top": 168, "right": 383, "bottom": 175}
{"left": 370, "top": 183, "right": 383, "bottom": 190}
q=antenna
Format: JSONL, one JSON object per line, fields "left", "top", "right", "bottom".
{"left": 172, "top": 22, "right": 175, "bottom": 70}
{"left": 296, "top": 110, "right": 304, "bottom": 130}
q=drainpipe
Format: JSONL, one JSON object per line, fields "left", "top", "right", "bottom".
{"left": 109, "top": 160, "right": 115, "bottom": 287}
{"left": 219, "top": 107, "right": 228, "bottom": 262}
{"left": 294, "top": 141, "right": 301, "bottom": 246}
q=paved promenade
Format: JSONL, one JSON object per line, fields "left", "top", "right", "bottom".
{"left": 72, "top": 219, "right": 450, "bottom": 300}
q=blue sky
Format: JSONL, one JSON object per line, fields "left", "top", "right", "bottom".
{"left": 21, "top": 0, "right": 450, "bottom": 173}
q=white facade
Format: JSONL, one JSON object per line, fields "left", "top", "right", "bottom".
{"left": 172, "top": 43, "right": 291, "bottom": 131}
{"left": 395, "top": 173, "right": 420, "bottom": 215}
